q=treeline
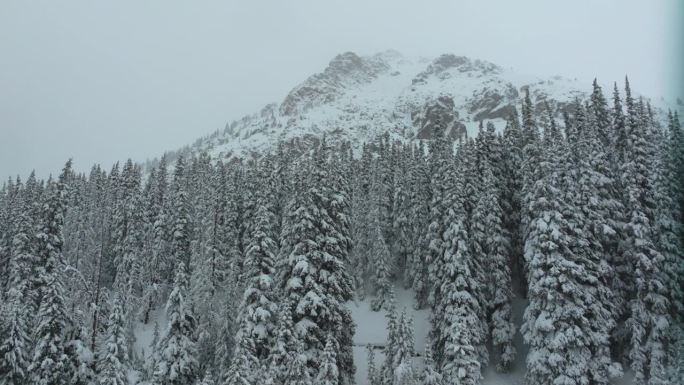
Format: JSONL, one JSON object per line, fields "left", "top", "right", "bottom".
{"left": 0, "top": 78, "right": 683, "bottom": 385}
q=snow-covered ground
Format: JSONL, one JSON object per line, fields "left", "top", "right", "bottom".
{"left": 348, "top": 287, "right": 634, "bottom": 385}
{"left": 349, "top": 286, "right": 528, "bottom": 385}
{"left": 349, "top": 287, "right": 430, "bottom": 385}
{"left": 131, "top": 285, "right": 636, "bottom": 384}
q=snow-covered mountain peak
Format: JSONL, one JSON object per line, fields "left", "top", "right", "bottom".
{"left": 163, "top": 50, "right": 647, "bottom": 165}
{"left": 280, "top": 51, "right": 391, "bottom": 116}
{"left": 412, "top": 54, "right": 501, "bottom": 86}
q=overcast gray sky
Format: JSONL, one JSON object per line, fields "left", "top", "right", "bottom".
{"left": 0, "top": 0, "right": 680, "bottom": 181}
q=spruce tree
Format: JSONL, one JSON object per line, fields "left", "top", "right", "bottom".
{"left": 419, "top": 344, "right": 442, "bottom": 385}
{"left": 222, "top": 327, "right": 258, "bottom": 385}
{"left": 620, "top": 89, "right": 670, "bottom": 384}
{"left": 435, "top": 164, "right": 485, "bottom": 384}
{"left": 369, "top": 190, "right": 392, "bottom": 312}
{"left": 151, "top": 264, "right": 199, "bottom": 385}
{"left": 277, "top": 157, "right": 355, "bottom": 384}
{"left": 407, "top": 144, "right": 431, "bottom": 309}
{"left": 269, "top": 302, "right": 296, "bottom": 385}
{"left": 391, "top": 311, "right": 415, "bottom": 385}
{"left": 0, "top": 185, "right": 33, "bottom": 385}
{"left": 472, "top": 161, "right": 516, "bottom": 371}
{"left": 237, "top": 201, "right": 278, "bottom": 361}
{"left": 317, "top": 335, "right": 339, "bottom": 385}
{"left": 0, "top": 282, "right": 30, "bottom": 385}
{"left": 98, "top": 298, "right": 129, "bottom": 385}
{"left": 30, "top": 161, "right": 72, "bottom": 385}
{"left": 366, "top": 345, "right": 379, "bottom": 385}
{"left": 282, "top": 340, "right": 312, "bottom": 385}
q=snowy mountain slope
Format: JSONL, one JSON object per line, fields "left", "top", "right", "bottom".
{"left": 158, "top": 50, "right": 611, "bottom": 164}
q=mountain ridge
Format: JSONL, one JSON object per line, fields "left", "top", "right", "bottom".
{"left": 151, "top": 50, "right": 673, "bottom": 168}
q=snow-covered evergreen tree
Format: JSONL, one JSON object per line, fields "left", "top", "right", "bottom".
{"left": 222, "top": 325, "right": 258, "bottom": 385}
{"left": 419, "top": 343, "right": 442, "bottom": 385}
{"left": 199, "top": 372, "right": 217, "bottom": 385}
{"left": 0, "top": 185, "right": 33, "bottom": 385}
{"left": 435, "top": 174, "right": 485, "bottom": 384}
{"left": 317, "top": 335, "right": 339, "bottom": 385}
{"left": 366, "top": 345, "right": 379, "bottom": 385}
{"left": 269, "top": 302, "right": 296, "bottom": 384}
{"left": 29, "top": 161, "right": 72, "bottom": 385}
{"left": 237, "top": 201, "right": 278, "bottom": 361}
{"left": 391, "top": 310, "right": 415, "bottom": 385}
{"left": 98, "top": 298, "right": 129, "bottom": 385}
{"left": 276, "top": 154, "right": 355, "bottom": 384}
{"left": 281, "top": 340, "right": 312, "bottom": 385}
{"left": 151, "top": 264, "right": 199, "bottom": 385}
{"left": 369, "top": 202, "right": 392, "bottom": 311}
{"left": 620, "top": 81, "right": 671, "bottom": 385}
{"left": 0, "top": 291, "right": 30, "bottom": 385}
{"left": 471, "top": 161, "right": 516, "bottom": 372}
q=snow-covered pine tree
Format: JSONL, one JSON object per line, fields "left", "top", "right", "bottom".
{"left": 317, "top": 335, "right": 339, "bottom": 385}
{"left": 392, "top": 158, "right": 412, "bottom": 285}
{"left": 420, "top": 343, "right": 442, "bottom": 385}
{"left": 213, "top": 293, "right": 239, "bottom": 381}
{"left": 522, "top": 135, "right": 575, "bottom": 385}
{"left": 369, "top": 170, "right": 393, "bottom": 311}
{"left": 112, "top": 159, "right": 144, "bottom": 317}
{"left": 590, "top": 79, "right": 613, "bottom": 151}
{"left": 460, "top": 139, "right": 479, "bottom": 224}
{"left": 670, "top": 325, "right": 684, "bottom": 383}
{"left": 268, "top": 301, "right": 296, "bottom": 385}
{"left": 171, "top": 157, "right": 191, "bottom": 269}
{"left": 407, "top": 143, "right": 431, "bottom": 309}
{"left": 0, "top": 288, "right": 30, "bottom": 385}
{"left": 199, "top": 371, "right": 217, "bottom": 385}
{"left": 222, "top": 323, "right": 258, "bottom": 385}
{"left": 429, "top": 150, "right": 486, "bottom": 384}
{"left": 519, "top": 88, "right": 542, "bottom": 249}
{"left": 311, "top": 142, "right": 356, "bottom": 385}
{"left": 0, "top": 174, "right": 35, "bottom": 385}
{"left": 29, "top": 160, "right": 72, "bottom": 385}
{"left": 366, "top": 344, "right": 379, "bottom": 385}
{"left": 612, "top": 82, "right": 629, "bottom": 166}
{"left": 0, "top": 216, "right": 32, "bottom": 385}
{"left": 142, "top": 154, "right": 171, "bottom": 323}
{"left": 523, "top": 120, "right": 622, "bottom": 385}
{"left": 277, "top": 152, "right": 355, "bottom": 384}
{"left": 281, "top": 340, "right": 312, "bottom": 385}
{"left": 391, "top": 310, "right": 415, "bottom": 385}
{"left": 565, "top": 102, "right": 622, "bottom": 383}
{"left": 369, "top": 220, "right": 392, "bottom": 312}
{"left": 151, "top": 263, "right": 199, "bottom": 385}
{"left": 380, "top": 290, "right": 399, "bottom": 385}
{"left": 237, "top": 201, "right": 278, "bottom": 361}
{"left": 151, "top": 321, "right": 160, "bottom": 350}
{"left": 0, "top": 177, "right": 20, "bottom": 294}
{"left": 349, "top": 145, "right": 376, "bottom": 300}
{"left": 660, "top": 111, "right": 684, "bottom": 319}
{"left": 471, "top": 160, "right": 516, "bottom": 372}
{"left": 98, "top": 298, "right": 129, "bottom": 385}
{"left": 500, "top": 110, "right": 525, "bottom": 295}
{"left": 425, "top": 115, "right": 457, "bottom": 316}
{"left": 437, "top": 223, "right": 484, "bottom": 385}
{"left": 619, "top": 80, "right": 670, "bottom": 385}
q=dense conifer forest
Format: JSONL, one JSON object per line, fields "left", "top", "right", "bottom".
{"left": 1, "top": 79, "right": 683, "bottom": 385}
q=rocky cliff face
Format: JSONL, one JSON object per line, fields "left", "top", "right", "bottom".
{"left": 280, "top": 52, "right": 389, "bottom": 117}
{"left": 160, "top": 50, "right": 611, "bottom": 163}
